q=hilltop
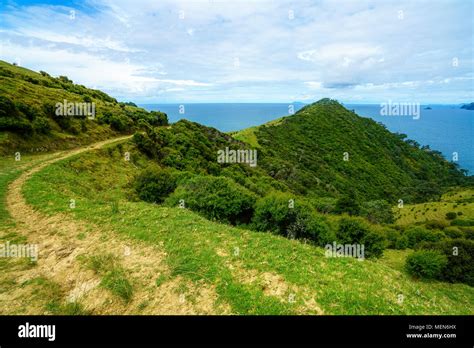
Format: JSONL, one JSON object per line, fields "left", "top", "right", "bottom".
{"left": 233, "top": 98, "right": 470, "bottom": 204}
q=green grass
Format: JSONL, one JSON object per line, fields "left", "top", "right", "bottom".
{"left": 80, "top": 253, "right": 133, "bottom": 303}
{"left": 0, "top": 153, "right": 93, "bottom": 314}
{"left": 229, "top": 116, "right": 289, "bottom": 148}
{"left": 101, "top": 269, "right": 133, "bottom": 303}
{"left": 0, "top": 157, "right": 25, "bottom": 228}
{"left": 20, "top": 145, "right": 474, "bottom": 314}
{"left": 394, "top": 188, "right": 474, "bottom": 225}
{"left": 230, "top": 126, "right": 261, "bottom": 148}
{"left": 0, "top": 153, "right": 58, "bottom": 233}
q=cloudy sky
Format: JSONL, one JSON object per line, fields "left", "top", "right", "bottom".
{"left": 0, "top": 0, "right": 472, "bottom": 103}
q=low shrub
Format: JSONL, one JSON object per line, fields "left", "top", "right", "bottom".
{"left": 0, "top": 116, "right": 33, "bottom": 133}
{"left": 252, "top": 192, "right": 309, "bottom": 236}
{"left": 334, "top": 193, "right": 361, "bottom": 216}
{"left": 424, "top": 220, "right": 448, "bottom": 230}
{"left": 310, "top": 197, "right": 337, "bottom": 214}
{"left": 251, "top": 192, "right": 331, "bottom": 243}
{"left": 0, "top": 95, "right": 18, "bottom": 117}
{"left": 166, "top": 175, "right": 257, "bottom": 225}
{"left": 133, "top": 166, "right": 178, "bottom": 203}
{"left": 32, "top": 117, "right": 51, "bottom": 134}
{"left": 404, "top": 227, "right": 445, "bottom": 248}
{"left": 417, "top": 239, "right": 474, "bottom": 285}
{"left": 445, "top": 212, "right": 457, "bottom": 220}
{"left": 451, "top": 219, "right": 474, "bottom": 227}
{"left": 444, "top": 227, "right": 464, "bottom": 239}
{"left": 336, "top": 217, "right": 385, "bottom": 258}
{"left": 16, "top": 102, "right": 37, "bottom": 120}
{"left": 380, "top": 227, "right": 399, "bottom": 249}
{"left": 395, "top": 234, "right": 409, "bottom": 250}
{"left": 462, "top": 228, "right": 474, "bottom": 240}
{"left": 405, "top": 250, "right": 448, "bottom": 279}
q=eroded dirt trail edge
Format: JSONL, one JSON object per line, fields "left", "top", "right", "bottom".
{"left": 2, "top": 136, "right": 223, "bottom": 314}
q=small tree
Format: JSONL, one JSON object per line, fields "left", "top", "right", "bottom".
{"left": 445, "top": 212, "right": 457, "bottom": 220}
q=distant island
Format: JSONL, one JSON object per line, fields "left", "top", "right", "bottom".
{"left": 461, "top": 102, "right": 474, "bottom": 110}
{"left": 424, "top": 106, "right": 432, "bottom": 110}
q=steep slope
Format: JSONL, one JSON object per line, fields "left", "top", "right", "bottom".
{"left": 234, "top": 99, "right": 470, "bottom": 203}
{"left": 0, "top": 60, "right": 167, "bottom": 154}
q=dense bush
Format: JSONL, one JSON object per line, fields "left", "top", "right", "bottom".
{"left": 382, "top": 228, "right": 398, "bottom": 248}
{"left": 334, "top": 193, "right": 361, "bottom": 216}
{"left": 54, "top": 115, "right": 73, "bottom": 131}
{"left": 0, "top": 116, "right": 33, "bottom": 133}
{"left": 445, "top": 212, "right": 457, "bottom": 220}
{"left": 166, "top": 175, "right": 257, "bottom": 225}
{"left": 133, "top": 166, "right": 178, "bottom": 203}
{"left": 149, "top": 111, "right": 168, "bottom": 126}
{"left": 462, "top": 228, "right": 474, "bottom": 240}
{"left": 16, "top": 102, "right": 37, "bottom": 120}
{"left": 451, "top": 219, "right": 474, "bottom": 227}
{"left": 32, "top": 117, "right": 51, "bottom": 134}
{"left": 395, "top": 234, "right": 409, "bottom": 249}
{"left": 404, "top": 227, "right": 445, "bottom": 248}
{"left": 417, "top": 239, "right": 474, "bottom": 286}
{"left": 405, "top": 250, "right": 448, "bottom": 279}
{"left": 126, "top": 109, "right": 168, "bottom": 127}
{"left": 444, "top": 227, "right": 464, "bottom": 239}
{"left": 100, "top": 111, "right": 132, "bottom": 132}
{"left": 42, "top": 102, "right": 56, "bottom": 118}
{"left": 0, "top": 96, "right": 18, "bottom": 118}
{"left": 251, "top": 192, "right": 331, "bottom": 243}
{"left": 310, "top": 217, "right": 336, "bottom": 246}
{"left": 336, "top": 217, "right": 385, "bottom": 258}
{"left": 424, "top": 220, "right": 448, "bottom": 230}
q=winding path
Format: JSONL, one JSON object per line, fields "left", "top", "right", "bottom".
{"left": 1, "top": 136, "right": 221, "bottom": 314}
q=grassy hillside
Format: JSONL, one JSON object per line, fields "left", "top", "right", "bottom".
{"left": 14, "top": 145, "right": 473, "bottom": 314}
{"left": 0, "top": 60, "right": 167, "bottom": 154}
{"left": 233, "top": 99, "right": 471, "bottom": 203}
{"left": 0, "top": 121, "right": 472, "bottom": 314}
{"left": 395, "top": 188, "right": 474, "bottom": 225}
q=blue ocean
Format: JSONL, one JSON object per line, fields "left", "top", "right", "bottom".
{"left": 141, "top": 103, "right": 473, "bottom": 175}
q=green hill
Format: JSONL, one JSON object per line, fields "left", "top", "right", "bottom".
{"left": 0, "top": 60, "right": 167, "bottom": 154}
{"left": 233, "top": 98, "right": 470, "bottom": 203}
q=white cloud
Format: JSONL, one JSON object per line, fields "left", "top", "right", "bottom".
{"left": 0, "top": 0, "right": 472, "bottom": 103}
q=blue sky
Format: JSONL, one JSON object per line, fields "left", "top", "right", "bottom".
{"left": 0, "top": 0, "right": 473, "bottom": 103}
